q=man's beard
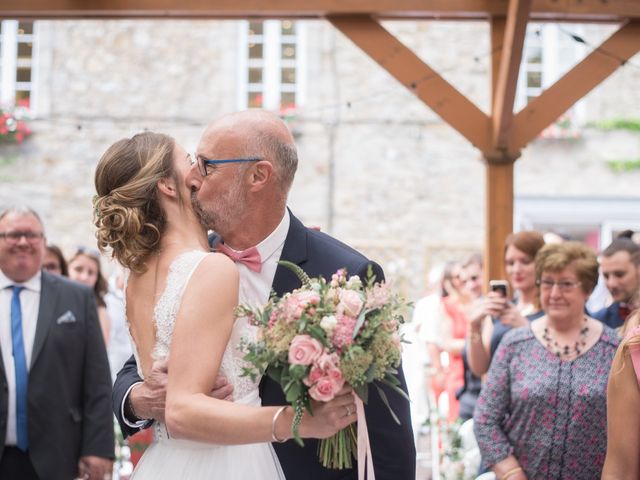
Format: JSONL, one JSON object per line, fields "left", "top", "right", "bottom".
{"left": 190, "top": 182, "right": 247, "bottom": 237}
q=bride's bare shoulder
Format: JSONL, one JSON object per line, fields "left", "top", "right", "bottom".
{"left": 186, "top": 252, "right": 239, "bottom": 296}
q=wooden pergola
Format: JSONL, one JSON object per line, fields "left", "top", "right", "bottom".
{"left": 4, "top": 0, "right": 640, "bottom": 281}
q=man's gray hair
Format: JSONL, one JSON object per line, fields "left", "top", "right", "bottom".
{"left": 254, "top": 131, "right": 298, "bottom": 192}
{"left": 0, "top": 205, "right": 45, "bottom": 228}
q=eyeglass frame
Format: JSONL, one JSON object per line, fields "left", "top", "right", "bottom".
{"left": 192, "top": 154, "right": 262, "bottom": 177}
{"left": 0, "top": 231, "right": 45, "bottom": 244}
{"left": 536, "top": 278, "right": 582, "bottom": 292}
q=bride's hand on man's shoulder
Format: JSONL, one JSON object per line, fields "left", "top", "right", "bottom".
{"left": 300, "top": 386, "right": 357, "bottom": 439}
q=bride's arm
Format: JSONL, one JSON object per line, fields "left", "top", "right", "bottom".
{"left": 166, "top": 253, "right": 355, "bottom": 444}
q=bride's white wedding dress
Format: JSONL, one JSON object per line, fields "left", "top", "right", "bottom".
{"left": 128, "top": 250, "right": 285, "bottom": 479}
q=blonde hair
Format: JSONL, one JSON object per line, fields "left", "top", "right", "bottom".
{"left": 614, "top": 310, "right": 640, "bottom": 377}
{"left": 93, "top": 132, "right": 176, "bottom": 272}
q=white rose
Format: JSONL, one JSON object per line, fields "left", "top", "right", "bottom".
{"left": 320, "top": 315, "right": 338, "bottom": 335}
{"left": 346, "top": 275, "right": 362, "bottom": 289}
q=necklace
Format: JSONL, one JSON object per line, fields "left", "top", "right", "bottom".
{"left": 542, "top": 316, "right": 589, "bottom": 358}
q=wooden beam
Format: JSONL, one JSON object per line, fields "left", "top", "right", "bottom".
{"left": 328, "top": 14, "right": 492, "bottom": 152}
{"left": 485, "top": 160, "right": 514, "bottom": 284}
{"left": 490, "top": 16, "right": 506, "bottom": 102}
{"left": 492, "top": 0, "right": 530, "bottom": 149}
{"left": 1, "top": 0, "right": 640, "bottom": 21}
{"left": 511, "top": 20, "right": 640, "bottom": 151}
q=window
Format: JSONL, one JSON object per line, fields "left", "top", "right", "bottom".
{"left": 0, "top": 20, "right": 36, "bottom": 109}
{"left": 516, "top": 23, "right": 586, "bottom": 122}
{"left": 238, "top": 20, "right": 304, "bottom": 113}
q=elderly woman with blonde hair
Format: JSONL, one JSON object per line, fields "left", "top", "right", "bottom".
{"left": 474, "top": 242, "right": 619, "bottom": 480}
{"left": 602, "top": 312, "right": 640, "bottom": 479}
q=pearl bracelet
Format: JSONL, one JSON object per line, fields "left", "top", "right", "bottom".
{"left": 271, "top": 406, "right": 288, "bottom": 443}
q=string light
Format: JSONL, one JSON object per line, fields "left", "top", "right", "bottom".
{"left": 557, "top": 24, "right": 640, "bottom": 71}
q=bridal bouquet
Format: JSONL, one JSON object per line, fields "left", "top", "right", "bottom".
{"left": 239, "top": 261, "right": 408, "bottom": 470}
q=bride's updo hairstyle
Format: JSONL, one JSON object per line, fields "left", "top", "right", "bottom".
{"left": 94, "top": 132, "right": 176, "bottom": 273}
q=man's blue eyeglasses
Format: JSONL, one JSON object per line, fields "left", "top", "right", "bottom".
{"left": 193, "top": 154, "right": 262, "bottom": 177}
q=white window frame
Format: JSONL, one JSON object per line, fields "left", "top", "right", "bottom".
{"left": 237, "top": 20, "right": 305, "bottom": 111}
{"left": 0, "top": 20, "right": 38, "bottom": 112}
{"left": 515, "top": 23, "right": 586, "bottom": 125}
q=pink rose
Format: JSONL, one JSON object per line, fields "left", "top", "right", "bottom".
{"left": 303, "top": 365, "right": 325, "bottom": 387}
{"left": 366, "top": 283, "right": 390, "bottom": 309}
{"left": 289, "top": 335, "right": 324, "bottom": 366}
{"left": 317, "top": 352, "right": 340, "bottom": 371}
{"left": 283, "top": 291, "right": 321, "bottom": 322}
{"left": 337, "top": 289, "right": 364, "bottom": 317}
{"left": 309, "top": 377, "right": 340, "bottom": 402}
{"left": 326, "top": 366, "right": 345, "bottom": 391}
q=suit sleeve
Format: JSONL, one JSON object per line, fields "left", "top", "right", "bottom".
{"left": 112, "top": 354, "right": 148, "bottom": 438}
{"left": 81, "top": 291, "right": 115, "bottom": 459}
{"left": 353, "top": 260, "right": 417, "bottom": 480}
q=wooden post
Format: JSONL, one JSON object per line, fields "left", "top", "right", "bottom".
{"left": 484, "top": 160, "right": 514, "bottom": 285}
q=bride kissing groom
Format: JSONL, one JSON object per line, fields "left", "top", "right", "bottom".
{"left": 107, "top": 110, "right": 416, "bottom": 479}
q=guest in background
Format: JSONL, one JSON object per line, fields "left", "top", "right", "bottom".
{"left": 68, "top": 247, "right": 111, "bottom": 344}
{"left": 593, "top": 232, "right": 640, "bottom": 330}
{"left": 104, "top": 265, "right": 132, "bottom": 382}
{"left": 602, "top": 311, "right": 640, "bottom": 479}
{"left": 0, "top": 206, "right": 113, "bottom": 480}
{"left": 456, "top": 254, "right": 484, "bottom": 421}
{"left": 467, "top": 231, "right": 545, "bottom": 377}
{"left": 419, "top": 262, "right": 466, "bottom": 422}
{"left": 474, "top": 242, "right": 619, "bottom": 479}
{"left": 42, "top": 244, "right": 68, "bottom": 276}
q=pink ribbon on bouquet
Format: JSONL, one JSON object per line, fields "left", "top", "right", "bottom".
{"left": 355, "top": 395, "right": 375, "bottom": 480}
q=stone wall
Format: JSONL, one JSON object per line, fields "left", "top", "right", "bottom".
{"left": 1, "top": 19, "right": 639, "bottom": 300}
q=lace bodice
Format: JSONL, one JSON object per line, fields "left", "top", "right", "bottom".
{"left": 127, "top": 250, "right": 260, "bottom": 403}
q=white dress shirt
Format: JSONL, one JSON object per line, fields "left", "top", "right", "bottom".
{"left": 232, "top": 209, "right": 290, "bottom": 307}
{"left": 0, "top": 269, "right": 41, "bottom": 446}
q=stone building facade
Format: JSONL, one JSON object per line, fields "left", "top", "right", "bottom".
{"left": 1, "top": 19, "right": 639, "bottom": 299}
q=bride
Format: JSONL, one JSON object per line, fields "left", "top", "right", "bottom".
{"left": 93, "top": 132, "right": 356, "bottom": 478}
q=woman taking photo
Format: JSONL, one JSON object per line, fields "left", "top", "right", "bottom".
{"left": 467, "top": 231, "right": 545, "bottom": 377}
{"left": 474, "top": 242, "right": 619, "bottom": 479}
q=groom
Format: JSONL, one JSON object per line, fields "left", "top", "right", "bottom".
{"left": 112, "top": 110, "right": 416, "bottom": 479}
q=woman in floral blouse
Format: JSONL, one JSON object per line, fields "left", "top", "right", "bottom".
{"left": 474, "top": 242, "right": 619, "bottom": 480}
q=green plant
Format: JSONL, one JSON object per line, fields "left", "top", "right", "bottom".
{"left": 586, "top": 118, "right": 640, "bottom": 132}
{"left": 606, "top": 159, "right": 640, "bottom": 173}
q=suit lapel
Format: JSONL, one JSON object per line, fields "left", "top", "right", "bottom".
{"left": 272, "top": 211, "right": 308, "bottom": 297}
{"left": 31, "top": 272, "right": 59, "bottom": 368}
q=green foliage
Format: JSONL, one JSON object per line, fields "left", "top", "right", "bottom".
{"left": 587, "top": 118, "right": 640, "bottom": 132}
{"left": 606, "top": 159, "right": 640, "bottom": 173}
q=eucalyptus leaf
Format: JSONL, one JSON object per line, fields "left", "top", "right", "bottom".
{"left": 374, "top": 384, "right": 400, "bottom": 424}
{"left": 267, "top": 366, "right": 282, "bottom": 384}
{"left": 353, "top": 383, "right": 369, "bottom": 404}
{"left": 380, "top": 377, "right": 411, "bottom": 402}
{"left": 285, "top": 381, "right": 302, "bottom": 403}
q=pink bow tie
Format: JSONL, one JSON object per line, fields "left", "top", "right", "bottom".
{"left": 217, "top": 243, "right": 262, "bottom": 273}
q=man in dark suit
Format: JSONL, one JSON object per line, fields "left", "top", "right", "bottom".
{"left": 0, "top": 206, "right": 114, "bottom": 480}
{"left": 113, "top": 110, "right": 416, "bottom": 479}
{"left": 592, "top": 234, "right": 640, "bottom": 330}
